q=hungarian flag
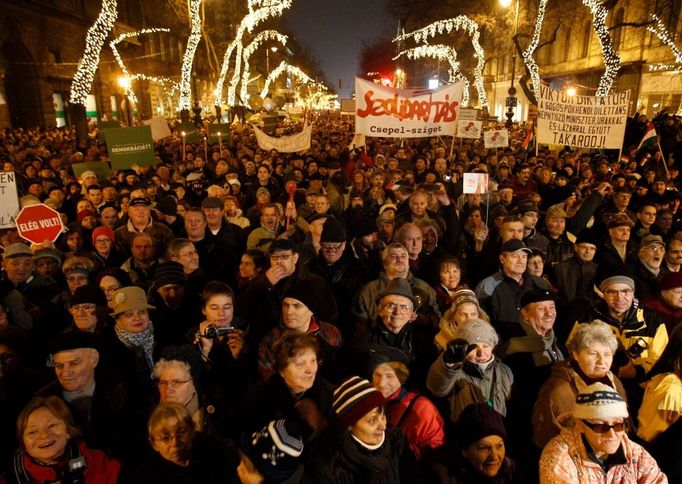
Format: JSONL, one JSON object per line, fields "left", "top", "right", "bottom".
{"left": 521, "top": 121, "right": 534, "bottom": 150}
{"left": 636, "top": 122, "right": 658, "bottom": 157}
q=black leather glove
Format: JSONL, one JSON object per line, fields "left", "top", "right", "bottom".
{"left": 443, "top": 338, "right": 476, "bottom": 365}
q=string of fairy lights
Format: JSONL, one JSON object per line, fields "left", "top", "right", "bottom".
{"left": 178, "top": 0, "right": 203, "bottom": 111}
{"left": 582, "top": 0, "right": 621, "bottom": 96}
{"left": 69, "top": 0, "right": 118, "bottom": 105}
{"left": 260, "top": 60, "right": 314, "bottom": 99}
{"left": 110, "top": 28, "right": 171, "bottom": 104}
{"left": 239, "top": 30, "right": 289, "bottom": 103}
{"left": 215, "top": 0, "right": 292, "bottom": 107}
{"left": 393, "top": 45, "right": 471, "bottom": 106}
{"left": 394, "top": 16, "right": 488, "bottom": 109}
{"left": 521, "top": 0, "right": 547, "bottom": 101}
{"left": 647, "top": 13, "right": 682, "bottom": 72}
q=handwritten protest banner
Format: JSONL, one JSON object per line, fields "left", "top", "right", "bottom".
{"left": 537, "top": 86, "right": 630, "bottom": 149}
{"left": 463, "top": 173, "right": 489, "bottom": 194}
{"left": 483, "top": 129, "right": 509, "bottom": 148}
{"left": 457, "top": 120, "right": 482, "bottom": 139}
{"left": 355, "top": 78, "right": 463, "bottom": 138}
{"left": 0, "top": 172, "right": 19, "bottom": 228}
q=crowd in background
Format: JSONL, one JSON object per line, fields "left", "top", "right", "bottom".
{"left": 0, "top": 109, "right": 680, "bottom": 483}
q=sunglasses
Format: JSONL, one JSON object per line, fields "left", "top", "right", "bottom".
{"left": 582, "top": 420, "right": 625, "bottom": 433}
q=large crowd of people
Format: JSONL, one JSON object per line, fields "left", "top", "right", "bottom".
{"left": 0, "top": 109, "right": 681, "bottom": 483}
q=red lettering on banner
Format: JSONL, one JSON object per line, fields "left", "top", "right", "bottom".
{"left": 357, "top": 90, "right": 459, "bottom": 123}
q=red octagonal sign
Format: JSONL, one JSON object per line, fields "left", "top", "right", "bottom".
{"left": 15, "top": 203, "right": 64, "bottom": 244}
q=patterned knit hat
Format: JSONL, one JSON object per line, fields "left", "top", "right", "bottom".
{"left": 240, "top": 420, "right": 304, "bottom": 481}
{"left": 333, "top": 376, "right": 386, "bottom": 427}
{"left": 573, "top": 383, "right": 628, "bottom": 420}
{"left": 456, "top": 318, "right": 499, "bottom": 348}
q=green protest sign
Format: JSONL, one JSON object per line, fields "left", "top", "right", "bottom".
{"left": 102, "top": 126, "right": 155, "bottom": 171}
{"left": 176, "top": 122, "right": 201, "bottom": 144}
{"left": 71, "top": 161, "right": 111, "bottom": 181}
{"left": 98, "top": 120, "right": 121, "bottom": 141}
{"left": 208, "top": 123, "right": 230, "bottom": 143}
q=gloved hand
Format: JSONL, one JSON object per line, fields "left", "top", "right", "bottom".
{"left": 443, "top": 338, "right": 476, "bottom": 365}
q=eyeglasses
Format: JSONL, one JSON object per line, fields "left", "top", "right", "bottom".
{"left": 101, "top": 285, "right": 120, "bottom": 295}
{"left": 157, "top": 378, "right": 191, "bottom": 389}
{"left": 603, "top": 288, "right": 634, "bottom": 297}
{"left": 643, "top": 245, "right": 664, "bottom": 254}
{"left": 582, "top": 420, "right": 625, "bottom": 433}
{"left": 320, "top": 243, "right": 344, "bottom": 252}
{"left": 269, "top": 253, "right": 293, "bottom": 262}
{"left": 95, "top": 238, "right": 112, "bottom": 245}
{"left": 383, "top": 302, "right": 412, "bottom": 313}
{"left": 71, "top": 304, "right": 96, "bottom": 313}
{"left": 152, "top": 427, "right": 189, "bottom": 445}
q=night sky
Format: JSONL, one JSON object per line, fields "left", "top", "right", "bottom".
{"left": 284, "top": 0, "right": 396, "bottom": 99}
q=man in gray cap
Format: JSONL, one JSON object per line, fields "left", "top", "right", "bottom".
{"left": 569, "top": 267, "right": 668, "bottom": 382}
{"left": 633, "top": 234, "right": 665, "bottom": 300}
{"left": 350, "top": 277, "right": 439, "bottom": 386}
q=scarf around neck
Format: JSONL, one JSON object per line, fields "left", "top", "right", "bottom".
{"left": 115, "top": 323, "right": 155, "bottom": 375}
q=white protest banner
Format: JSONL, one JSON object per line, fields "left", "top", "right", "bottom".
{"left": 483, "top": 129, "right": 509, "bottom": 148}
{"left": 463, "top": 173, "right": 489, "bottom": 194}
{"left": 253, "top": 123, "right": 312, "bottom": 153}
{"left": 457, "top": 120, "right": 482, "bottom": 139}
{"left": 143, "top": 117, "right": 172, "bottom": 141}
{"left": 537, "top": 86, "right": 630, "bottom": 149}
{"left": 355, "top": 77, "right": 463, "bottom": 138}
{"left": 0, "top": 172, "right": 19, "bottom": 228}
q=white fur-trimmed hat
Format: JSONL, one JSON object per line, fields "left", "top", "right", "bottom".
{"left": 573, "top": 383, "right": 628, "bottom": 420}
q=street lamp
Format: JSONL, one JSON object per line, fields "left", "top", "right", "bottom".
{"left": 266, "top": 46, "right": 278, "bottom": 73}
{"left": 500, "top": 0, "right": 520, "bottom": 127}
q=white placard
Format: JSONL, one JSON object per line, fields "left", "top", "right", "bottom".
{"left": 537, "top": 85, "right": 630, "bottom": 149}
{"left": 457, "top": 120, "right": 482, "bottom": 139}
{"left": 355, "top": 77, "right": 463, "bottom": 138}
{"left": 459, "top": 108, "right": 477, "bottom": 121}
{"left": 483, "top": 129, "right": 509, "bottom": 148}
{"left": 143, "top": 117, "right": 172, "bottom": 141}
{"left": 0, "top": 172, "right": 20, "bottom": 228}
{"left": 463, "top": 173, "right": 489, "bottom": 194}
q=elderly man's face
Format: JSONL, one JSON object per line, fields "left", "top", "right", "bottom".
{"left": 157, "top": 365, "right": 195, "bottom": 406}
{"left": 608, "top": 226, "right": 631, "bottom": 244}
{"left": 521, "top": 300, "right": 556, "bottom": 336}
{"left": 639, "top": 243, "right": 665, "bottom": 269}
{"left": 500, "top": 250, "right": 527, "bottom": 277}
{"left": 379, "top": 294, "right": 414, "bottom": 334}
{"left": 575, "top": 243, "right": 597, "bottom": 262}
{"left": 400, "top": 226, "right": 423, "bottom": 259}
{"left": 129, "top": 204, "right": 151, "bottom": 225}
{"left": 661, "top": 287, "right": 682, "bottom": 308}
{"left": 383, "top": 248, "right": 409, "bottom": 279}
{"left": 602, "top": 283, "right": 634, "bottom": 316}
{"left": 409, "top": 193, "right": 428, "bottom": 217}
{"left": 3, "top": 256, "right": 33, "bottom": 284}
{"left": 53, "top": 348, "right": 99, "bottom": 393}
{"left": 269, "top": 250, "right": 298, "bottom": 277}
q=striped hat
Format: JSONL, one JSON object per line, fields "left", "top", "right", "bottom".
{"left": 333, "top": 376, "right": 386, "bottom": 427}
{"left": 573, "top": 383, "right": 628, "bottom": 420}
{"left": 240, "top": 419, "right": 304, "bottom": 481}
